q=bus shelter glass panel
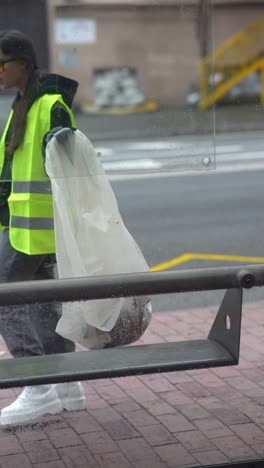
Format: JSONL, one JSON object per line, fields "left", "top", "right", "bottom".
{"left": 2, "top": 4, "right": 264, "bottom": 460}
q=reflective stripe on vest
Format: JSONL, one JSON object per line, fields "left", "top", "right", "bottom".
{"left": 13, "top": 181, "right": 52, "bottom": 194}
{"left": 11, "top": 216, "right": 54, "bottom": 230}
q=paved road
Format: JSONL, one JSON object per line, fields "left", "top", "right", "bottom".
{"left": 109, "top": 161, "right": 264, "bottom": 312}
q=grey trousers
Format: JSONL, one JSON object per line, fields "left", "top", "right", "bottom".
{"left": 0, "top": 228, "right": 75, "bottom": 358}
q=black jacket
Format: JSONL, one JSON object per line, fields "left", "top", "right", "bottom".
{"left": 0, "top": 73, "right": 78, "bottom": 226}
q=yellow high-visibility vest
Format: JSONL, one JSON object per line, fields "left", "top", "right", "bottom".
{"left": 0, "top": 94, "right": 75, "bottom": 254}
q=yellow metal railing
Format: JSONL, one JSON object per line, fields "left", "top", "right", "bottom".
{"left": 200, "top": 16, "right": 264, "bottom": 110}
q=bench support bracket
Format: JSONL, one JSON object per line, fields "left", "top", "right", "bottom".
{"left": 208, "top": 288, "right": 243, "bottom": 364}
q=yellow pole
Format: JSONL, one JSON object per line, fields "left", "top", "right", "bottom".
{"left": 261, "top": 66, "right": 264, "bottom": 106}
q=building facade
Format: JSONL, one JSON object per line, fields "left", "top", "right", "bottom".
{"left": 0, "top": 1, "right": 263, "bottom": 107}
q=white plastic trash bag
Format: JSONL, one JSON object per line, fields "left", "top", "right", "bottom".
{"left": 45, "top": 129, "right": 152, "bottom": 349}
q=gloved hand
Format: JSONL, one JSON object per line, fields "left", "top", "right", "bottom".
{"left": 46, "top": 126, "right": 76, "bottom": 145}
{"left": 44, "top": 127, "right": 76, "bottom": 165}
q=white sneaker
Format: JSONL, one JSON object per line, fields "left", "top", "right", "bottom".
{"left": 0, "top": 385, "right": 63, "bottom": 426}
{"left": 54, "top": 382, "right": 86, "bottom": 411}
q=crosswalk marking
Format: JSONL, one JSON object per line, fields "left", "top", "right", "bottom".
{"left": 94, "top": 139, "right": 264, "bottom": 176}
{"left": 103, "top": 159, "right": 162, "bottom": 171}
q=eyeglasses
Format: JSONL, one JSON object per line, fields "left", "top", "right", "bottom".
{"left": 0, "top": 58, "right": 17, "bottom": 73}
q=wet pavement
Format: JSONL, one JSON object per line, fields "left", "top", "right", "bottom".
{"left": 0, "top": 301, "right": 264, "bottom": 467}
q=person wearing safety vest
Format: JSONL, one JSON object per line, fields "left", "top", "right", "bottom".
{"left": 0, "top": 30, "right": 85, "bottom": 426}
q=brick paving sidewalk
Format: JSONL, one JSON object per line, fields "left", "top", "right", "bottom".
{"left": 0, "top": 302, "right": 264, "bottom": 467}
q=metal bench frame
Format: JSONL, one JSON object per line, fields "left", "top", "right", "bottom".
{"left": 0, "top": 264, "right": 263, "bottom": 387}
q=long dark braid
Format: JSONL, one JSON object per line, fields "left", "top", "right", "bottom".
{"left": 6, "top": 68, "right": 40, "bottom": 157}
